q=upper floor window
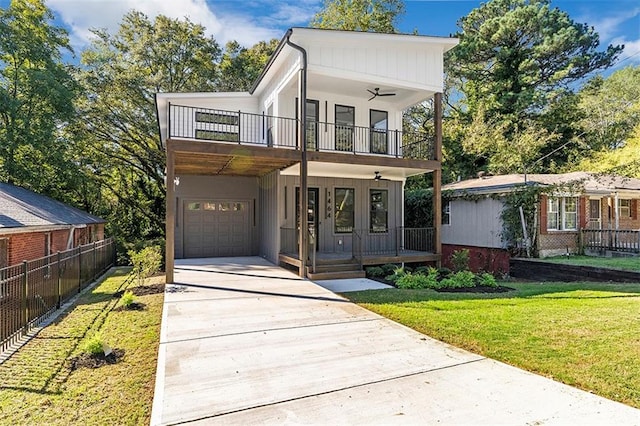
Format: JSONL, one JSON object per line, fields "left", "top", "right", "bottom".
{"left": 370, "top": 189, "right": 388, "bottom": 233}
{"left": 370, "top": 110, "right": 388, "bottom": 154}
{"left": 195, "top": 111, "right": 239, "bottom": 125}
{"left": 335, "top": 105, "right": 354, "bottom": 152}
{"left": 547, "top": 197, "right": 577, "bottom": 231}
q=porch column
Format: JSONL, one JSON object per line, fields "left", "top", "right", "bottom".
{"left": 433, "top": 92, "right": 443, "bottom": 267}
{"left": 166, "top": 143, "right": 175, "bottom": 284}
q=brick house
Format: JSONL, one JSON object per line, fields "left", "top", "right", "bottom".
{"left": 441, "top": 172, "right": 640, "bottom": 273}
{"left": 0, "top": 183, "right": 106, "bottom": 268}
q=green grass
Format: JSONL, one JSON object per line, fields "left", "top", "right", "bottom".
{"left": 542, "top": 255, "right": 640, "bottom": 271}
{"left": 0, "top": 267, "right": 164, "bottom": 425}
{"left": 345, "top": 282, "right": 640, "bottom": 409}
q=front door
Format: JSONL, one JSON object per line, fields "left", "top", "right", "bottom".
{"left": 589, "top": 199, "right": 601, "bottom": 229}
{"left": 296, "top": 187, "right": 320, "bottom": 251}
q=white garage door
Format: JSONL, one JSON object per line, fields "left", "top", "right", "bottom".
{"left": 183, "top": 200, "right": 250, "bottom": 258}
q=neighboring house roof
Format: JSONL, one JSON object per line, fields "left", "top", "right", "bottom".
{"left": 0, "top": 183, "right": 105, "bottom": 231}
{"left": 443, "top": 172, "right": 640, "bottom": 196}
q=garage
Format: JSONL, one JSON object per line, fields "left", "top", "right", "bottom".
{"left": 183, "top": 200, "right": 251, "bottom": 258}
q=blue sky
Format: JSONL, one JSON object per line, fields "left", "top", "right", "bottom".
{"left": 2, "top": 0, "right": 639, "bottom": 68}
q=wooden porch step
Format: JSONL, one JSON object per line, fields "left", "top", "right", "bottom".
{"left": 308, "top": 263, "right": 361, "bottom": 273}
{"left": 307, "top": 270, "right": 366, "bottom": 280}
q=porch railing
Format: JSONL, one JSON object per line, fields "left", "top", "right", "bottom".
{"left": 1, "top": 238, "right": 116, "bottom": 354}
{"left": 352, "top": 227, "right": 435, "bottom": 256}
{"left": 581, "top": 229, "right": 640, "bottom": 253}
{"left": 169, "top": 104, "right": 435, "bottom": 160}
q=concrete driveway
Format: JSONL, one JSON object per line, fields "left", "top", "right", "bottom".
{"left": 151, "top": 257, "right": 640, "bottom": 425}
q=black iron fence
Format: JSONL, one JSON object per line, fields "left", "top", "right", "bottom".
{"left": 1, "top": 238, "right": 116, "bottom": 354}
{"left": 581, "top": 229, "right": 640, "bottom": 254}
{"left": 169, "top": 105, "right": 435, "bottom": 160}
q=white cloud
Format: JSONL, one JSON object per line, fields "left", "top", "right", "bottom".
{"left": 579, "top": 7, "right": 640, "bottom": 42}
{"left": 611, "top": 36, "right": 640, "bottom": 65}
{"left": 46, "top": 0, "right": 316, "bottom": 51}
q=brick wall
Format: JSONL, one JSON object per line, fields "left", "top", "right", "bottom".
{"left": 442, "top": 244, "right": 510, "bottom": 275}
{"left": 7, "top": 231, "right": 53, "bottom": 265}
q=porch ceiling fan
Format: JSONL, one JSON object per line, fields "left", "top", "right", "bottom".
{"left": 374, "top": 171, "right": 390, "bottom": 181}
{"left": 367, "top": 87, "right": 396, "bottom": 101}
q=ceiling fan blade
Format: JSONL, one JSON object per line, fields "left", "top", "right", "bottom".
{"left": 378, "top": 93, "right": 396, "bottom": 97}
{"left": 368, "top": 95, "right": 376, "bottom": 101}
{"left": 367, "top": 89, "right": 377, "bottom": 96}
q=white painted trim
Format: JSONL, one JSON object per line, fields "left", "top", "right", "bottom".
{"left": 0, "top": 225, "right": 74, "bottom": 236}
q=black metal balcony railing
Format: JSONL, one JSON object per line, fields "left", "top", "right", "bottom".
{"left": 169, "top": 104, "right": 435, "bottom": 160}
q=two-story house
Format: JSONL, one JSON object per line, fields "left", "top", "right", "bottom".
{"left": 156, "top": 27, "right": 458, "bottom": 282}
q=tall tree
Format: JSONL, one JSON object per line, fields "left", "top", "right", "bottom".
{"left": 443, "top": 0, "right": 622, "bottom": 179}
{"left": 0, "top": 0, "right": 78, "bottom": 200}
{"left": 577, "top": 66, "right": 640, "bottom": 151}
{"left": 74, "top": 11, "right": 222, "bottom": 251}
{"left": 218, "top": 39, "right": 279, "bottom": 91}
{"left": 310, "top": 0, "right": 404, "bottom": 32}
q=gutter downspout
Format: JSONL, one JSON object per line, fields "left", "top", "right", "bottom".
{"left": 286, "top": 32, "right": 309, "bottom": 278}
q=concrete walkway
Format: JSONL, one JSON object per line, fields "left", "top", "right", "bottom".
{"left": 151, "top": 257, "right": 640, "bottom": 425}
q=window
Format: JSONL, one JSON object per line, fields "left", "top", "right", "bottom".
{"left": 203, "top": 202, "right": 216, "bottom": 211}
{"left": 0, "top": 238, "right": 8, "bottom": 269}
{"left": 370, "top": 189, "right": 388, "bottom": 233}
{"left": 335, "top": 105, "right": 354, "bottom": 151}
{"left": 187, "top": 202, "right": 201, "bottom": 210}
{"left": 442, "top": 201, "right": 451, "bottom": 225}
{"left": 195, "top": 129, "right": 238, "bottom": 142}
{"left": 370, "top": 110, "right": 388, "bottom": 154}
{"left": 195, "top": 111, "right": 239, "bottom": 125}
{"left": 619, "top": 199, "right": 631, "bottom": 217}
{"left": 334, "top": 188, "right": 355, "bottom": 233}
{"left": 45, "top": 232, "right": 52, "bottom": 257}
{"left": 195, "top": 111, "right": 240, "bottom": 141}
{"left": 547, "top": 197, "right": 578, "bottom": 231}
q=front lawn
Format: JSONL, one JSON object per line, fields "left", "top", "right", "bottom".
{"left": 542, "top": 255, "right": 640, "bottom": 272}
{"left": 345, "top": 282, "right": 640, "bottom": 408}
{"left": 0, "top": 267, "right": 164, "bottom": 425}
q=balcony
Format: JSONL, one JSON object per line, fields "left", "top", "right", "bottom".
{"left": 169, "top": 104, "right": 435, "bottom": 161}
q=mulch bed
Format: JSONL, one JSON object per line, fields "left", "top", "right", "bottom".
{"left": 113, "top": 302, "right": 146, "bottom": 311}
{"left": 113, "top": 283, "right": 165, "bottom": 299}
{"left": 69, "top": 348, "right": 125, "bottom": 370}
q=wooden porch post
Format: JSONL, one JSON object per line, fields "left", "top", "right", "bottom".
{"left": 433, "top": 93, "right": 443, "bottom": 267}
{"left": 166, "top": 143, "right": 175, "bottom": 284}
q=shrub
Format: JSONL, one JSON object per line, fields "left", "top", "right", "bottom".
{"left": 129, "top": 245, "right": 162, "bottom": 286}
{"left": 385, "top": 266, "right": 407, "bottom": 283}
{"left": 477, "top": 272, "right": 497, "bottom": 287}
{"left": 381, "top": 263, "right": 398, "bottom": 276}
{"left": 120, "top": 290, "right": 136, "bottom": 308}
{"left": 396, "top": 268, "right": 439, "bottom": 290}
{"left": 450, "top": 249, "right": 470, "bottom": 272}
{"left": 365, "top": 266, "right": 385, "bottom": 278}
{"left": 82, "top": 333, "right": 105, "bottom": 355}
{"left": 437, "top": 267, "right": 452, "bottom": 279}
{"left": 439, "top": 270, "right": 476, "bottom": 289}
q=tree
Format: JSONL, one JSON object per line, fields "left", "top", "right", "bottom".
{"left": 577, "top": 66, "right": 640, "bottom": 151}
{"left": 572, "top": 125, "right": 640, "bottom": 179}
{"left": 74, "top": 11, "right": 222, "bottom": 252}
{"left": 310, "top": 0, "right": 404, "bottom": 32}
{"left": 442, "top": 0, "right": 622, "bottom": 180}
{"left": 0, "top": 0, "right": 79, "bottom": 200}
{"left": 448, "top": 0, "right": 622, "bottom": 120}
{"left": 218, "top": 39, "right": 279, "bottom": 91}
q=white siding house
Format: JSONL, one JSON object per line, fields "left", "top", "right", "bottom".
{"left": 156, "top": 27, "right": 458, "bottom": 282}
